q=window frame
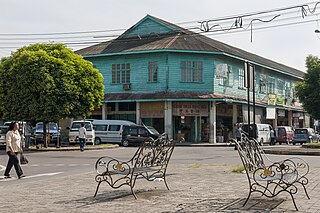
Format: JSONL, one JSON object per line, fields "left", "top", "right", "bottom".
{"left": 111, "top": 63, "right": 130, "bottom": 84}
{"left": 181, "top": 61, "right": 203, "bottom": 83}
{"left": 148, "top": 61, "right": 158, "bottom": 82}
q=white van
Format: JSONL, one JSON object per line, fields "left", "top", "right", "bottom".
{"left": 241, "top": 123, "right": 272, "bottom": 145}
{"left": 68, "top": 120, "right": 95, "bottom": 145}
{"left": 92, "top": 120, "right": 136, "bottom": 145}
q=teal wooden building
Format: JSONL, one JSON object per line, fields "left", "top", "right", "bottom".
{"left": 76, "top": 15, "right": 306, "bottom": 143}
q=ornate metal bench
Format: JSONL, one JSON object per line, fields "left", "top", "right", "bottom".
{"left": 232, "top": 133, "right": 310, "bottom": 211}
{"left": 94, "top": 133, "right": 176, "bottom": 198}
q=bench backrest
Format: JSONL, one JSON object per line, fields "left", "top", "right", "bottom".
{"left": 130, "top": 133, "right": 176, "bottom": 171}
{"left": 235, "top": 133, "right": 265, "bottom": 174}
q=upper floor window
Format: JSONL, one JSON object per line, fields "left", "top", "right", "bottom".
{"left": 238, "top": 68, "right": 245, "bottom": 89}
{"left": 181, "top": 61, "right": 203, "bottom": 82}
{"left": 268, "top": 77, "right": 275, "bottom": 94}
{"left": 148, "top": 61, "right": 158, "bottom": 82}
{"left": 276, "top": 79, "right": 284, "bottom": 95}
{"left": 112, "top": 63, "right": 130, "bottom": 84}
{"left": 259, "top": 74, "right": 267, "bottom": 93}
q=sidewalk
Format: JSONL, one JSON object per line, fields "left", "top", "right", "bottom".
{"left": 1, "top": 163, "right": 319, "bottom": 212}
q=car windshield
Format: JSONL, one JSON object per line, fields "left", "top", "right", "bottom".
{"left": 146, "top": 126, "right": 160, "bottom": 135}
{"left": 70, "top": 122, "right": 92, "bottom": 131}
{"left": 295, "top": 129, "right": 308, "bottom": 134}
{"left": 36, "top": 123, "right": 58, "bottom": 131}
{"left": 0, "top": 127, "right": 8, "bottom": 134}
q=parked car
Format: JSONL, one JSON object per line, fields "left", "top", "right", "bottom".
{"left": 33, "top": 122, "right": 60, "bottom": 144}
{"left": 67, "top": 120, "right": 95, "bottom": 145}
{"left": 122, "top": 125, "right": 160, "bottom": 147}
{"left": 241, "top": 123, "right": 273, "bottom": 145}
{"left": 0, "top": 126, "right": 9, "bottom": 147}
{"left": 292, "top": 128, "right": 318, "bottom": 145}
{"left": 92, "top": 120, "right": 135, "bottom": 145}
{"left": 276, "top": 126, "right": 294, "bottom": 145}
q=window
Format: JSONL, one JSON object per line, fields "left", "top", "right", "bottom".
{"left": 181, "top": 61, "right": 203, "bottom": 82}
{"left": 108, "top": 125, "right": 121, "bottom": 131}
{"left": 259, "top": 74, "right": 267, "bottom": 93}
{"left": 268, "top": 77, "right": 275, "bottom": 94}
{"left": 217, "top": 66, "right": 233, "bottom": 86}
{"left": 112, "top": 63, "right": 130, "bottom": 84}
{"left": 238, "top": 68, "right": 245, "bottom": 89}
{"left": 148, "top": 62, "right": 158, "bottom": 82}
{"left": 276, "top": 79, "right": 284, "bottom": 95}
{"left": 94, "top": 125, "right": 107, "bottom": 131}
{"left": 138, "top": 127, "right": 148, "bottom": 136}
{"left": 129, "top": 127, "right": 138, "bottom": 135}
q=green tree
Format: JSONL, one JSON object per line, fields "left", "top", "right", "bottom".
{"left": 0, "top": 43, "right": 104, "bottom": 145}
{"left": 296, "top": 55, "right": 320, "bottom": 119}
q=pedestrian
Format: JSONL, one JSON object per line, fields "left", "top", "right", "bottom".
{"left": 235, "top": 123, "right": 242, "bottom": 142}
{"left": 270, "top": 127, "right": 276, "bottom": 146}
{"left": 3, "top": 121, "right": 25, "bottom": 179}
{"left": 79, "top": 123, "right": 86, "bottom": 152}
{"left": 24, "top": 122, "right": 32, "bottom": 150}
{"left": 234, "top": 123, "right": 242, "bottom": 150}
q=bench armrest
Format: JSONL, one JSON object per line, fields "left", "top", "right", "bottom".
{"left": 95, "top": 156, "right": 132, "bottom": 176}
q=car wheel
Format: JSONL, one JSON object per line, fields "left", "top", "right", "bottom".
{"left": 94, "top": 137, "right": 101, "bottom": 145}
{"left": 292, "top": 142, "right": 296, "bottom": 145}
{"left": 279, "top": 142, "right": 282, "bottom": 145}
{"left": 122, "top": 140, "right": 129, "bottom": 147}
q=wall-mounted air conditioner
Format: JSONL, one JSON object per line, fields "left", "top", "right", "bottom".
{"left": 123, "top": 83, "right": 131, "bottom": 90}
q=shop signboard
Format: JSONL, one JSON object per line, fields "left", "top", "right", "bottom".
{"left": 140, "top": 102, "right": 164, "bottom": 118}
{"left": 172, "top": 102, "right": 208, "bottom": 116}
{"left": 215, "top": 64, "right": 228, "bottom": 78}
{"left": 277, "top": 95, "right": 285, "bottom": 106}
{"left": 268, "top": 94, "right": 277, "bottom": 105}
{"left": 278, "top": 109, "right": 285, "bottom": 117}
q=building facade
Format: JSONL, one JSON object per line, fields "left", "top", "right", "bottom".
{"left": 76, "top": 15, "right": 307, "bottom": 143}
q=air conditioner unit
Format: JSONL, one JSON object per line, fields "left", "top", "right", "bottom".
{"left": 122, "top": 83, "right": 131, "bottom": 90}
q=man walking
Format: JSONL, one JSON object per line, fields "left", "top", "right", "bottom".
{"left": 79, "top": 123, "right": 86, "bottom": 152}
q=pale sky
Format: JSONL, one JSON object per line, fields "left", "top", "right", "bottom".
{"left": 1, "top": 0, "right": 320, "bottom": 71}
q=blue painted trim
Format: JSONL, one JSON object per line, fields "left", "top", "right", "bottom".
{"left": 101, "top": 97, "right": 304, "bottom": 111}
{"left": 83, "top": 49, "right": 303, "bottom": 79}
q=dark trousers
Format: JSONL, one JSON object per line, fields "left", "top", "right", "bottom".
{"left": 79, "top": 138, "right": 86, "bottom": 150}
{"left": 4, "top": 152, "right": 23, "bottom": 177}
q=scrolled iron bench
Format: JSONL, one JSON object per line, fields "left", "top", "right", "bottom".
{"left": 94, "top": 133, "right": 176, "bottom": 198}
{"left": 232, "top": 133, "right": 309, "bottom": 211}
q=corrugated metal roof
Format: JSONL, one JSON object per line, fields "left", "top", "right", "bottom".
{"left": 75, "top": 15, "right": 305, "bottom": 78}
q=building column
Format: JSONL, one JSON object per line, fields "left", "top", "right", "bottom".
{"left": 209, "top": 101, "right": 217, "bottom": 144}
{"left": 232, "top": 103, "right": 237, "bottom": 125}
{"left": 136, "top": 102, "right": 141, "bottom": 125}
{"left": 288, "top": 110, "right": 293, "bottom": 127}
{"left": 102, "top": 103, "right": 107, "bottom": 120}
{"left": 273, "top": 110, "right": 278, "bottom": 129}
{"left": 164, "top": 101, "right": 173, "bottom": 139}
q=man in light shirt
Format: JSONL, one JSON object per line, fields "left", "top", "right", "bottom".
{"left": 79, "top": 123, "right": 86, "bottom": 152}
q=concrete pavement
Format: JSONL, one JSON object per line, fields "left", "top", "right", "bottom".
{"left": 1, "top": 161, "right": 319, "bottom": 212}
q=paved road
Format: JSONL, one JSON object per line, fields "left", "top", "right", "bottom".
{"left": 0, "top": 146, "right": 320, "bottom": 212}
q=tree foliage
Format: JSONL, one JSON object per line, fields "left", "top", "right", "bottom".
{"left": 0, "top": 43, "right": 104, "bottom": 121}
{"left": 296, "top": 55, "right": 320, "bottom": 119}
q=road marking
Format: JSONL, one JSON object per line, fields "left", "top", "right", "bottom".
{"left": 0, "top": 172, "right": 64, "bottom": 181}
{"left": 0, "top": 165, "right": 5, "bottom": 172}
{"left": 23, "top": 172, "right": 64, "bottom": 179}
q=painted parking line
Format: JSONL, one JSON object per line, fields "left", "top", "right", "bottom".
{"left": 0, "top": 165, "right": 5, "bottom": 172}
